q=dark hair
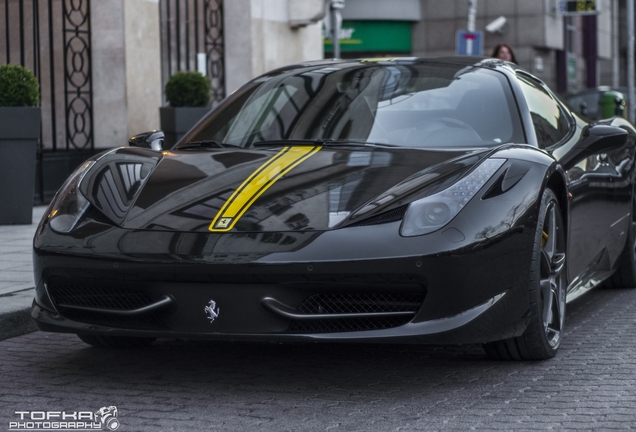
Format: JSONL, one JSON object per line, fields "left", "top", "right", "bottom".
{"left": 491, "top": 43, "right": 517, "bottom": 64}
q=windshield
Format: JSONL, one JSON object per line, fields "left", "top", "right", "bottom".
{"left": 179, "top": 61, "right": 524, "bottom": 149}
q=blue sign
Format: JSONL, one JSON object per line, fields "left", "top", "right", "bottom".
{"left": 456, "top": 31, "right": 483, "bottom": 56}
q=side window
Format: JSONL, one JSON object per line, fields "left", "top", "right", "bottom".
{"left": 517, "top": 73, "right": 571, "bottom": 148}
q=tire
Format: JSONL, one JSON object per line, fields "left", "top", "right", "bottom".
{"left": 483, "top": 188, "right": 566, "bottom": 360}
{"left": 77, "top": 334, "right": 156, "bottom": 348}
{"left": 604, "top": 195, "right": 636, "bottom": 288}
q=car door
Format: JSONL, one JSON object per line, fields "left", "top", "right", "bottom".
{"left": 516, "top": 72, "right": 631, "bottom": 288}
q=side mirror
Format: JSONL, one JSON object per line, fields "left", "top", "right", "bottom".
{"left": 129, "top": 130, "right": 165, "bottom": 151}
{"left": 560, "top": 124, "right": 628, "bottom": 170}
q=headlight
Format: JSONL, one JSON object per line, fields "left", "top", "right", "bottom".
{"left": 47, "top": 161, "right": 96, "bottom": 233}
{"left": 400, "top": 158, "right": 506, "bottom": 237}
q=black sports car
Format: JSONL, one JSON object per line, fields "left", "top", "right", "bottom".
{"left": 32, "top": 57, "right": 636, "bottom": 360}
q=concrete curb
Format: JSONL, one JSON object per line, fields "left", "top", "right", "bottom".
{"left": 0, "top": 289, "right": 38, "bottom": 341}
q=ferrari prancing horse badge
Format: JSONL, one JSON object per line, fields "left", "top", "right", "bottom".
{"left": 204, "top": 300, "right": 220, "bottom": 323}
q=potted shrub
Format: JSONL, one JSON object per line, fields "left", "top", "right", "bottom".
{"left": 160, "top": 71, "right": 211, "bottom": 147}
{"left": 0, "top": 64, "right": 40, "bottom": 224}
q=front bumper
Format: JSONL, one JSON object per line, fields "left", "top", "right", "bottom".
{"left": 32, "top": 217, "right": 535, "bottom": 345}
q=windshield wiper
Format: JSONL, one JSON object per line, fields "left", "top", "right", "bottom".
{"left": 253, "top": 139, "right": 397, "bottom": 148}
{"left": 253, "top": 139, "right": 328, "bottom": 147}
{"left": 328, "top": 139, "right": 398, "bottom": 148}
{"left": 177, "top": 140, "right": 237, "bottom": 150}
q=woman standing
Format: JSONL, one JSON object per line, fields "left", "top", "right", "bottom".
{"left": 492, "top": 43, "right": 517, "bottom": 64}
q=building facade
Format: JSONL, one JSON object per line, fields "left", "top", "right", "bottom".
{"left": 1, "top": 0, "right": 632, "bottom": 201}
{"left": 1, "top": 0, "right": 326, "bottom": 200}
{"left": 1, "top": 0, "right": 325, "bottom": 150}
{"left": 333, "top": 0, "right": 621, "bottom": 95}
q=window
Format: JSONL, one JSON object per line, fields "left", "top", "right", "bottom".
{"left": 185, "top": 62, "right": 526, "bottom": 149}
{"left": 517, "top": 73, "right": 571, "bottom": 147}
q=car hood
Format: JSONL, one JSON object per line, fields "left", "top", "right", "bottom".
{"left": 83, "top": 145, "right": 491, "bottom": 232}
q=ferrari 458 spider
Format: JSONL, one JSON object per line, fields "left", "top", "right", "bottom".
{"left": 32, "top": 57, "right": 636, "bottom": 360}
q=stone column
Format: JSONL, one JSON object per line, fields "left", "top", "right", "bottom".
{"left": 91, "top": 0, "right": 128, "bottom": 148}
{"left": 124, "top": 0, "right": 162, "bottom": 138}
{"left": 224, "top": 0, "right": 253, "bottom": 95}
{"left": 91, "top": 0, "right": 162, "bottom": 148}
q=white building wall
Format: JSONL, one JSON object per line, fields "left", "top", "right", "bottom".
{"left": 340, "top": 0, "right": 421, "bottom": 21}
{"left": 597, "top": 0, "right": 615, "bottom": 87}
{"left": 224, "top": 0, "right": 324, "bottom": 95}
{"left": 597, "top": 0, "right": 612, "bottom": 60}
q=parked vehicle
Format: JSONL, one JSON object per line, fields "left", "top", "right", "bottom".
{"left": 564, "top": 86, "right": 627, "bottom": 121}
{"left": 33, "top": 57, "right": 636, "bottom": 360}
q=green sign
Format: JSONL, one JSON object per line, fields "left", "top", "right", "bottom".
{"left": 324, "top": 21, "right": 412, "bottom": 53}
{"left": 567, "top": 58, "right": 577, "bottom": 84}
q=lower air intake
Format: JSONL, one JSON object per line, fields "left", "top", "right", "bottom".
{"left": 288, "top": 292, "right": 425, "bottom": 333}
{"left": 298, "top": 292, "right": 423, "bottom": 314}
{"left": 47, "top": 280, "right": 167, "bottom": 329}
{"left": 48, "top": 282, "right": 153, "bottom": 310}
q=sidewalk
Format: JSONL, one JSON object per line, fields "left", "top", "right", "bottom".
{"left": 0, "top": 206, "right": 48, "bottom": 340}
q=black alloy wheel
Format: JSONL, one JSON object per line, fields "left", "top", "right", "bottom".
{"left": 484, "top": 188, "right": 566, "bottom": 360}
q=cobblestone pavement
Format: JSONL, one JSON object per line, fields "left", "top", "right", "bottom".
{"left": 1, "top": 286, "right": 635, "bottom": 431}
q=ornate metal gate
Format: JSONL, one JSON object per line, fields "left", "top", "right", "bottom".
{"left": 160, "top": 0, "right": 225, "bottom": 106}
{"left": 61, "top": 0, "right": 93, "bottom": 151}
{"left": 1, "top": 0, "right": 93, "bottom": 152}
{"left": 1, "top": 0, "right": 94, "bottom": 202}
{"left": 2, "top": 0, "right": 225, "bottom": 202}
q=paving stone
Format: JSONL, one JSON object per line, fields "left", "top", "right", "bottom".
{"left": 2, "top": 206, "right": 636, "bottom": 430}
{"left": 0, "top": 287, "right": 635, "bottom": 430}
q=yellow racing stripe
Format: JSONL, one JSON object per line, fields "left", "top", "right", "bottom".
{"left": 209, "top": 146, "right": 321, "bottom": 232}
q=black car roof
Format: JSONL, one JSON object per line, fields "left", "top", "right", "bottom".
{"left": 265, "top": 56, "right": 519, "bottom": 77}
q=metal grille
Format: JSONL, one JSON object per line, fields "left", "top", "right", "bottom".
{"left": 62, "top": 0, "right": 93, "bottom": 150}
{"left": 48, "top": 282, "right": 153, "bottom": 310}
{"left": 0, "top": 0, "right": 94, "bottom": 152}
{"left": 1, "top": 0, "right": 94, "bottom": 202}
{"left": 288, "top": 291, "right": 425, "bottom": 333}
{"left": 298, "top": 292, "right": 424, "bottom": 314}
{"left": 289, "top": 315, "right": 414, "bottom": 333}
{"left": 47, "top": 280, "right": 166, "bottom": 329}
{"left": 160, "top": 0, "right": 225, "bottom": 106}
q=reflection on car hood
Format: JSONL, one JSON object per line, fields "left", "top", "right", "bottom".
{"left": 88, "top": 146, "right": 490, "bottom": 232}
